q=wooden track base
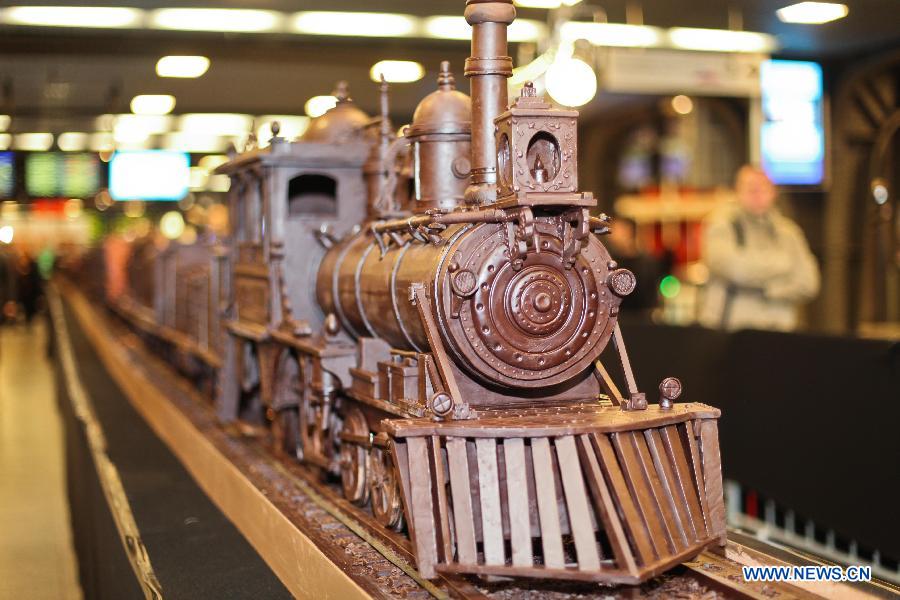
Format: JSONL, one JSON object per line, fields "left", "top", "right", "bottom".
{"left": 59, "top": 281, "right": 889, "bottom": 600}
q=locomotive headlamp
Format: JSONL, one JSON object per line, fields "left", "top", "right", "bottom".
{"left": 493, "top": 82, "right": 593, "bottom": 208}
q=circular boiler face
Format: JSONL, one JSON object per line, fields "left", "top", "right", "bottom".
{"left": 438, "top": 221, "right": 619, "bottom": 388}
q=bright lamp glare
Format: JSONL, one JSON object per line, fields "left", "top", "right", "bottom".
{"left": 0, "top": 225, "right": 14, "bottom": 244}
{"left": 305, "top": 96, "right": 338, "bottom": 118}
{"left": 2, "top": 6, "right": 143, "bottom": 28}
{"left": 256, "top": 116, "right": 310, "bottom": 144}
{"left": 58, "top": 132, "right": 89, "bottom": 152}
{"left": 14, "top": 133, "right": 54, "bottom": 151}
{"left": 164, "top": 133, "right": 228, "bottom": 154}
{"left": 561, "top": 22, "right": 663, "bottom": 47}
{"left": 370, "top": 60, "right": 425, "bottom": 83}
{"left": 423, "top": 16, "right": 544, "bottom": 42}
{"left": 178, "top": 114, "right": 253, "bottom": 136}
{"left": 292, "top": 11, "right": 416, "bottom": 37}
{"left": 89, "top": 132, "right": 115, "bottom": 152}
{"left": 669, "top": 28, "right": 777, "bottom": 53}
{"left": 545, "top": 57, "right": 597, "bottom": 107}
{"left": 156, "top": 56, "right": 210, "bottom": 78}
{"left": 150, "top": 8, "right": 280, "bottom": 32}
{"left": 131, "top": 94, "right": 176, "bottom": 116}
{"left": 776, "top": 2, "right": 848, "bottom": 24}
{"left": 159, "top": 211, "right": 185, "bottom": 240}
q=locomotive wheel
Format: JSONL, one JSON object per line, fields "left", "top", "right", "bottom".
{"left": 369, "top": 445, "right": 404, "bottom": 530}
{"left": 339, "top": 408, "right": 369, "bottom": 505}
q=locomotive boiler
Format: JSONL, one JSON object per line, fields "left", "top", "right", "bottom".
{"left": 108, "top": 0, "right": 726, "bottom": 586}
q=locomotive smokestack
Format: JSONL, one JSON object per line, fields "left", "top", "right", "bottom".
{"left": 464, "top": 0, "right": 515, "bottom": 205}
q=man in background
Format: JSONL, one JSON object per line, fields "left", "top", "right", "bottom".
{"left": 700, "top": 165, "right": 819, "bottom": 331}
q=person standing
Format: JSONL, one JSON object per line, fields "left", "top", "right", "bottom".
{"left": 700, "top": 165, "right": 820, "bottom": 332}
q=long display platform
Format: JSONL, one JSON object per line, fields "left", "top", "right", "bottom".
{"left": 51, "top": 282, "right": 897, "bottom": 599}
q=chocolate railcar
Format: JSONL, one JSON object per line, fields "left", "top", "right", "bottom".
{"left": 110, "top": 0, "right": 726, "bottom": 584}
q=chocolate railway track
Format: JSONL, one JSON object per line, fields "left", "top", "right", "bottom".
{"left": 60, "top": 284, "right": 879, "bottom": 600}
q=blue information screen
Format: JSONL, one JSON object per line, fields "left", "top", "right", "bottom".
{"left": 0, "top": 152, "right": 12, "bottom": 198}
{"left": 760, "top": 60, "right": 825, "bottom": 186}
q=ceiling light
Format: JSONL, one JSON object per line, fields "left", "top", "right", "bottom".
{"left": 0, "top": 115, "right": 9, "bottom": 132}
{"left": 0, "top": 134, "right": 10, "bottom": 151}
{"left": 305, "top": 96, "right": 338, "bottom": 118}
{"left": 292, "top": 11, "right": 416, "bottom": 37}
{"left": 509, "top": 20, "right": 548, "bottom": 42}
{"left": 160, "top": 211, "right": 186, "bottom": 240}
{"left": 545, "top": 57, "right": 597, "bottom": 107}
{"left": 14, "top": 133, "right": 54, "bottom": 151}
{"left": 179, "top": 114, "right": 253, "bottom": 137}
{"left": 89, "top": 132, "right": 115, "bottom": 152}
{"left": 131, "top": 94, "right": 176, "bottom": 115}
{"left": 156, "top": 56, "right": 210, "bottom": 78}
{"left": 369, "top": 60, "right": 425, "bottom": 83}
{"left": 2, "top": 6, "right": 143, "bottom": 28}
{"left": 150, "top": 8, "right": 281, "bottom": 33}
{"left": 256, "top": 116, "right": 310, "bottom": 144}
{"left": 561, "top": 22, "right": 663, "bottom": 47}
{"left": 58, "top": 132, "right": 89, "bottom": 152}
{"left": 423, "top": 16, "right": 545, "bottom": 42}
{"left": 164, "top": 133, "right": 229, "bottom": 154}
{"left": 776, "top": 2, "right": 848, "bottom": 24}
{"left": 671, "top": 95, "right": 694, "bottom": 115}
{"left": 668, "top": 28, "right": 777, "bottom": 53}
{"left": 115, "top": 114, "right": 172, "bottom": 135}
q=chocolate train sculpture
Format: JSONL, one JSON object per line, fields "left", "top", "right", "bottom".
{"left": 106, "top": 0, "right": 725, "bottom": 584}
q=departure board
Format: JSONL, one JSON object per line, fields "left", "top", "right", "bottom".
{"left": 25, "top": 152, "right": 101, "bottom": 198}
{"left": 0, "top": 152, "right": 12, "bottom": 198}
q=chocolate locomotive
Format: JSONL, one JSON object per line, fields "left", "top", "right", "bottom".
{"left": 116, "top": 0, "right": 726, "bottom": 584}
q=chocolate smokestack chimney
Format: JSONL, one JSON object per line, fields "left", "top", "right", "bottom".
{"left": 464, "top": 0, "right": 515, "bottom": 205}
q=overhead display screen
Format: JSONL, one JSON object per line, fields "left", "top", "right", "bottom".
{"left": 110, "top": 150, "right": 190, "bottom": 201}
{"left": 25, "top": 152, "right": 101, "bottom": 198}
{"left": 0, "top": 152, "right": 13, "bottom": 198}
{"left": 760, "top": 59, "right": 825, "bottom": 186}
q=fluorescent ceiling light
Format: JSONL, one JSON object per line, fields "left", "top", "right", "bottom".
{"left": 164, "top": 132, "right": 229, "bottom": 154}
{"left": 0, "top": 134, "right": 10, "bottom": 151}
{"left": 150, "top": 8, "right": 281, "bottom": 33}
{"left": 0, "top": 115, "right": 9, "bottom": 132}
{"left": 668, "top": 28, "right": 777, "bottom": 53}
{"left": 115, "top": 114, "right": 172, "bottom": 135}
{"left": 57, "top": 132, "right": 89, "bottom": 152}
{"left": 305, "top": 96, "right": 338, "bottom": 118}
{"left": 292, "top": 11, "right": 416, "bottom": 37}
{"left": 156, "top": 56, "right": 210, "bottom": 78}
{"left": 370, "top": 60, "right": 425, "bottom": 83}
{"left": 2, "top": 6, "right": 143, "bottom": 28}
{"left": 178, "top": 113, "right": 253, "bottom": 137}
{"left": 560, "top": 22, "right": 663, "bottom": 47}
{"left": 776, "top": 2, "right": 848, "bottom": 24}
{"left": 89, "top": 132, "right": 115, "bottom": 152}
{"left": 509, "top": 20, "right": 548, "bottom": 42}
{"left": 14, "top": 133, "right": 54, "bottom": 151}
{"left": 256, "top": 116, "right": 310, "bottom": 144}
{"left": 423, "top": 16, "right": 545, "bottom": 42}
{"left": 131, "top": 94, "right": 176, "bottom": 115}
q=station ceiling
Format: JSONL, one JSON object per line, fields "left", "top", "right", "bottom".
{"left": 0, "top": 0, "right": 898, "bottom": 136}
